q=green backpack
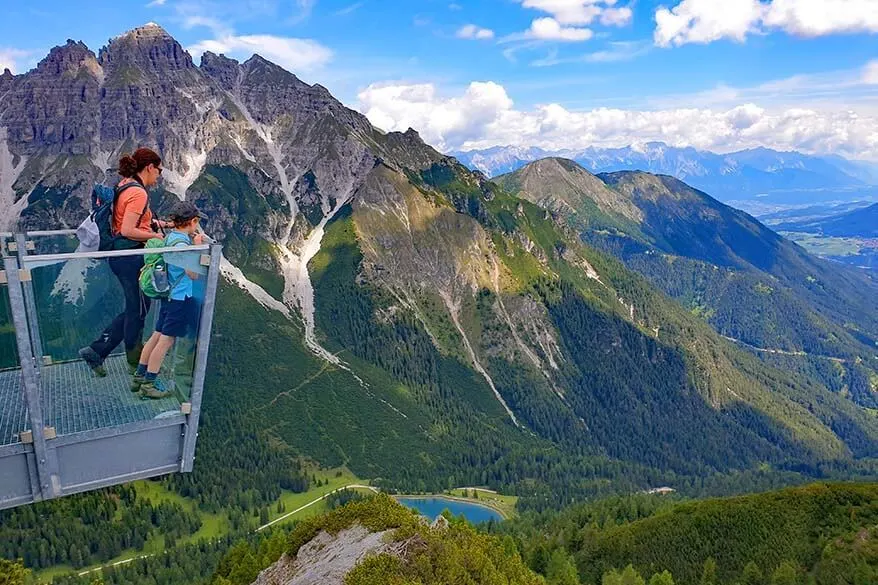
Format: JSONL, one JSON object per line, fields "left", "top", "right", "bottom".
{"left": 139, "top": 237, "right": 184, "bottom": 298}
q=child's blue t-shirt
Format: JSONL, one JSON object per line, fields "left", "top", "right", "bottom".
{"left": 165, "top": 230, "right": 194, "bottom": 300}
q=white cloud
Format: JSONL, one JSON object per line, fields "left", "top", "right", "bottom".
{"left": 864, "top": 60, "right": 878, "bottom": 85}
{"left": 520, "top": 0, "right": 632, "bottom": 26}
{"left": 763, "top": 0, "right": 878, "bottom": 36}
{"left": 356, "top": 80, "right": 878, "bottom": 160}
{"left": 600, "top": 6, "right": 633, "bottom": 26}
{"left": 0, "top": 48, "right": 32, "bottom": 74}
{"left": 654, "top": 0, "right": 764, "bottom": 47}
{"left": 146, "top": 0, "right": 167, "bottom": 6}
{"left": 457, "top": 24, "right": 496, "bottom": 40}
{"left": 524, "top": 17, "right": 594, "bottom": 41}
{"left": 188, "top": 34, "right": 332, "bottom": 73}
{"left": 655, "top": 0, "right": 878, "bottom": 47}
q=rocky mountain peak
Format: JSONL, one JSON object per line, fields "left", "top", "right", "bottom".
{"left": 199, "top": 51, "right": 240, "bottom": 91}
{"left": 497, "top": 157, "right": 645, "bottom": 223}
{"left": 35, "top": 40, "right": 98, "bottom": 76}
{"left": 100, "top": 22, "right": 195, "bottom": 74}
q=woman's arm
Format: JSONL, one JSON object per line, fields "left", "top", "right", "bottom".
{"left": 120, "top": 209, "right": 160, "bottom": 241}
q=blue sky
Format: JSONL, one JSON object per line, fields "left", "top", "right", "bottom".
{"left": 2, "top": 0, "right": 878, "bottom": 158}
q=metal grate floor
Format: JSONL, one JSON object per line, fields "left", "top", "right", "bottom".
{"left": 0, "top": 355, "right": 182, "bottom": 445}
{"left": 0, "top": 367, "right": 28, "bottom": 446}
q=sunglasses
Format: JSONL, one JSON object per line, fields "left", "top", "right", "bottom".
{"left": 153, "top": 165, "right": 163, "bottom": 175}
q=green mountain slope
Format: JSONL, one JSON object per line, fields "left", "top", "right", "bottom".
{"left": 506, "top": 482, "right": 878, "bottom": 585}
{"left": 496, "top": 159, "right": 878, "bottom": 410}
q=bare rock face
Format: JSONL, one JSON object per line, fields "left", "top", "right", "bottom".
{"left": 251, "top": 526, "right": 395, "bottom": 585}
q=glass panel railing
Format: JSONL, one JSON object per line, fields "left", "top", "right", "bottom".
{"left": 0, "top": 253, "right": 29, "bottom": 447}
{"left": 20, "top": 244, "right": 212, "bottom": 437}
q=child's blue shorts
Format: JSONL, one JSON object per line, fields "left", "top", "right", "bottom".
{"left": 155, "top": 297, "right": 197, "bottom": 338}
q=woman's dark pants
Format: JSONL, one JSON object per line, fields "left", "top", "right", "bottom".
{"left": 89, "top": 255, "right": 152, "bottom": 365}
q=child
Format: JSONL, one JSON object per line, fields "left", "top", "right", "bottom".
{"left": 132, "top": 201, "right": 207, "bottom": 399}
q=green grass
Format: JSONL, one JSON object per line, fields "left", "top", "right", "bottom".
{"left": 443, "top": 488, "right": 519, "bottom": 518}
{"left": 133, "top": 480, "right": 229, "bottom": 541}
{"left": 780, "top": 231, "right": 862, "bottom": 256}
{"left": 266, "top": 466, "right": 367, "bottom": 525}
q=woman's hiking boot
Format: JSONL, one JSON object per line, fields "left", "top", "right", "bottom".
{"left": 130, "top": 374, "right": 145, "bottom": 393}
{"left": 126, "top": 344, "right": 144, "bottom": 375}
{"left": 79, "top": 346, "right": 107, "bottom": 377}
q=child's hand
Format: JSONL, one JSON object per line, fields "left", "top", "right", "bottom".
{"left": 193, "top": 234, "right": 205, "bottom": 245}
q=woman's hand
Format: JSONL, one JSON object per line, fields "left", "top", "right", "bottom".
{"left": 193, "top": 234, "right": 205, "bottom": 245}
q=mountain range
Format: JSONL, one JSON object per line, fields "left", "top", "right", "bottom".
{"left": 453, "top": 143, "right": 878, "bottom": 207}
{"left": 2, "top": 24, "right": 878, "bottom": 515}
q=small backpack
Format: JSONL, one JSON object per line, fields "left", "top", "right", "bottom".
{"left": 139, "top": 236, "right": 186, "bottom": 299}
{"left": 76, "top": 182, "right": 148, "bottom": 252}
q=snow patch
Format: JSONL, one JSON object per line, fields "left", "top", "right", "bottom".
{"left": 440, "top": 290, "right": 520, "bottom": 427}
{"left": 279, "top": 195, "right": 353, "bottom": 367}
{"left": 221, "top": 256, "right": 293, "bottom": 318}
{"left": 91, "top": 147, "right": 113, "bottom": 174}
{"left": 0, "top": 127, "right": 29, "bottom": 231}
{"left": 233, "top": 135, "right": 257, "bottom": 162}
{"left": 51, "top": 258, "right": 97, "bottom": 304}
{"left": 163, "top": 149, "right": 207, "bottom": 199}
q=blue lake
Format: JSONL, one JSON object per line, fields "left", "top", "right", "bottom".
{"left": 396, "top": 496, "right": 504, "bottom": 524}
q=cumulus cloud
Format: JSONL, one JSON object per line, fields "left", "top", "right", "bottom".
{"left": 188, "top": 34, "right": 332, "bottom": 72}
{"left": 356, "top": 80, "right": 878, "bottom": 160}
{"left": 457, "top": 24, "right": 496, "bottom": 40}
{"left": 656, "top": 0, "right": 878, "bottom": 47}
{"left": 522, "top": 17, "right": 595, "bottom": 41}
{"left": 521, "top": 0, "right": 631, "bottom": 26}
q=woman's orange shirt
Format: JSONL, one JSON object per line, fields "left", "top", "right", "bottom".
{"left": 111, "top": 178, "right": 153, "bottom": 235}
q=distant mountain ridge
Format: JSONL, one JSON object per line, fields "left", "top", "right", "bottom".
{"left": 454, "top": 143, "right": 878, "bottom": 204}
{"left": 778, "top": 202, "right": 878, "bottom": 238}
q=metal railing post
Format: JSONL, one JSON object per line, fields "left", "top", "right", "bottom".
{"left": 180, "top": 244, "right": 221, "bottom": 472}
{"left": 14, "top": 233, "right": 45, "bottom": 366}
{"left": 6, "top": 256, "right": 59, "bottom": 500}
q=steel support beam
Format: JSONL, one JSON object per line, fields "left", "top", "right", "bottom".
{"left": 15, "top": 233, "right": 45, "bottom": 370}
{"left": 180, "top": 244, "right": 221, "bottom": 472}
{"left": 5, "top": 257, "right": 59, "bottom": 500}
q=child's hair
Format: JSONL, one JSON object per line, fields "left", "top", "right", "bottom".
{"left": 171, "top": 216, "right": 197, "bottom": 228}
{"left": 167, "top": 201, "right": 205, "bottom": 229}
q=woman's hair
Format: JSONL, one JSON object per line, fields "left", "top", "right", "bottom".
{"left": 118, "top": 148, "right": 161, "bottom": 178}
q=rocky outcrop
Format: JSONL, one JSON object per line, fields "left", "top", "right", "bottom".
{"left": 251, "top": 526, "right": 395, "bottom": 585}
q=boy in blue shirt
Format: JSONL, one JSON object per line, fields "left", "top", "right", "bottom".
{"left": 132, "top": 201, "right": 207, "bottom": 399}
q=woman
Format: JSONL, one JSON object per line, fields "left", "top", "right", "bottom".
{"left": 79, "top": 148, "right": 169, "bottom": 377}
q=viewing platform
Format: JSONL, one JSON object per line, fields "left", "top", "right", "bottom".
{"left": 0, "top": 230, "right": 221, "bottom": 509}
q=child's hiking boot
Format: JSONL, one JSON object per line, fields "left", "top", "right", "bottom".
{"left": 139, "top": 378, "right": 171, "bottom": 400}
{"left": 79, "top": 346, "right": 107, "bottom": 378}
